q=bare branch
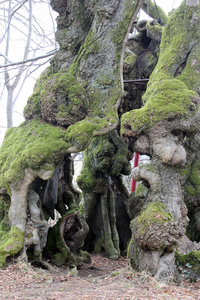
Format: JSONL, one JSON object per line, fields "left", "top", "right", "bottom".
{"left": 12, "top": 0, "right": 33, "bottom": 89}
{"left": 0, "top": 52, "right": 12, "bottom": 63}
{"left": 0, "top": 49, "right": 57, "bottom": 68}
{"left": 4, "top": 0, "right": 12, "bottom": 87}
{"left": 0, "top": 102, "right": 24, "bottom": 117}
{"left": 47, "top": 0, "right": 57, "bottom": 49}
{"left": 13, "top": 57, "right": 51, "bottom": 105}
{"left": 0, "top": 0, "right": 29, "bottom": 44}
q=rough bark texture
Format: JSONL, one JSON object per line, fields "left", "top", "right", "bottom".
{"left": 77, "top": 131, "right": 132, "bottom": 258}
{"left": 122, "top": 1, "right": 200, "bottom": 283}
{"left": 0, "top": 0, "right": 142, "bottom": 268}
{"left": 1, "top": 0, "right": 200, "bottom": 285}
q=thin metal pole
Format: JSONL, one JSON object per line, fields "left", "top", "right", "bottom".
{"left": 124, "top": 79, "right": 149, "bottom": 84}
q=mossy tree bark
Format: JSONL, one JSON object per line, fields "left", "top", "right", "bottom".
{"left": 0, "top": 0, "right": 143, "bottom": 267}
{"left": 77, "top": 131, "right": 132, "bottom": 259}
{"left": 122, "top": 1, "right": 200, "bottom": 283}
{"left": 1, "top": 0, "right": 200, "bottom": 285}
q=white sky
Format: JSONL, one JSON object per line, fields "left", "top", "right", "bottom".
{"left": 157, "top": 0, "right": 182, "bottom": 13}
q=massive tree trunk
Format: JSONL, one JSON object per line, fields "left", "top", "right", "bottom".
{"left": 1, "top": 0, "right": 200, "bottom": 285}
{"left": 121, "top": 1, "right": 200, "bottom": 283}
{"left": 0, "top": 0, "right": 143, "bottom": 267}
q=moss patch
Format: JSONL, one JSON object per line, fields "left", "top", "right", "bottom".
{"left": 0, "top": 195, "right": 11, "bottom": 235}
{"left": 175, "top": 251, "right": 200, "bottom": 282}
{"left": 135, "top": 182, "right": 146, "bottom": 196}
{"left": 121, "top": 2, "right": 200, "bottom": 136}
{"left": 77, "top": 145, "right": 107, "bottom": 194}
{"left": 133, "top": 202, "right": 173, "bottom": 234}
{"left": 0, "top": 119, "right": 70, "bottom": 187}
{"left": 183, "top": 155, "right": 200, "bottom": 196}
{"left": 111, "top": 0, "right": 141, "bottom": 62}
{"left": 124, "top": 52, "right": 137, "bottom": 66}
{"left": 68, "top": 29, "right": 101, "bottom": 76}
{"left": 77, "top": 131, "right": 130, "bottom": 193}
{"left": 121, "top": 79, "right": 198, "bottom": 135}
{"left": 44, "top": 221, "right": 70, "bottom": 267}
{"left": 24, "top": 70, "right": 89, "bottom": 126}
{"left": 0, "top": 226, "right": 23, "bottom": 267}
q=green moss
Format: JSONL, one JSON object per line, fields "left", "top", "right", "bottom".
{"left": 44, "top": 221, "right": 70, "bottom": 267}
{"left": 1, "top": 108, "right": 118, "bottom": 191}
{"left": 65, "top": 106, "right": 118, "bottom": 151}
{"left": 87, "top": 84, "right": 121, "bottom": 118}
{"left": 0, "top": 119, "right": 70, "bottom": 187}
{"left": 24, "top": 69, "right": 89, "bottom": 123}
{"left": 121, "top": 79, "right": 198, "bottom": 135}
{"left": 0, "top": 226, "right": 23, "bottom": 267}
{"left": 182, "top": 153, "right": 200, "bottom": 197}
{"left": 134, "top": 203, "right": 173, "bottom": 234}
{"left": 127, "top": 239, "right": 135, "bottom": 269}
{"left": 0, "top": 195, "right": 11, "bottom": 235}
{"left": 68, "top": 29, "right": 101, "bottom": 76}
{"left": 64, "top": 191, "right": 77, "bottom": 208}
{"left": 81, "top": 250, "right": 91, "bottom": 263}
{"left": 111, "top": 271, "right": 120, "bottom": 276}
{"left": 121, "top": 3, "right": 200, "bottom": 135}
{"left": 175, "top": 251, "right": 200, "bottom": 281}
{"left": 34, "top": 66, "right": 53, "bottom": 91}
{"left": 96, "top": 73, "right": 114, "bottom": 87}
{"left": 51, "top": 251, "right": 67, "bottom": 267}
{"left": 185, "top": 184, "right": 196, "bottom": 196}
{"left": 124, "top": 52, "right": 137, "bottom": 66}
{"left": 115, "top": 1, "right": 138, "bottom": 57}
{"left": 77, "top": 131, "right": 130, "bottom": 193}
{"left": 94, "top": 236, "right": 103, "bottom": 253}
{"left": 150, "top": 2, "right": 200, "bottom": 94}
{"left": 24, "top": 91, "right": 42, "bottom": 119}
{"left": 186, "top": 158, "right": 200, "bottom": 195}
{"left": 176, "top": 251, "right": 200, "bottom": 266}
{"left": 135, "top": 182, "right": 146, "bottom": 196}
{"left": 111, "top": 0, "right": 141, "bottom": 62}
{"left": 146, "top": 22, "right": 163, "bottom": 42}
{"left": 77, "top": 145, "right": 107, "bottom": 194}
{"left": 24, "top": 66, "right": 53, "bottom": 117}
{"left": 65, "top": 119, "right": 99, "bottom": 151}
{"left": 25, "top": 232, "right": 33, "bottom": 240}
{"left": 107, "top": 131, "right": 130, "bottom": 176}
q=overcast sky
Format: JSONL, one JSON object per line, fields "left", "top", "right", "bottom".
{"left": 156, "top": 0, "right": 183, "bottom": 13}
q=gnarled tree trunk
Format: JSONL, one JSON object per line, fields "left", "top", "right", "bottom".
{"left": 0, "top": 0, "right": 143, "bottom": 267}
{"left": 122, "top": 1, "right": 200, "bottom": 283}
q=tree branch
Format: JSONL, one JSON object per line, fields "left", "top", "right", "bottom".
{"left": 12, "top": 0, "right": 33, "bottom": 89}
{"left": 0, "top": 0, "right": 28, "bottom": 44}
{"left": 0, "top": 50, "right": 57, "bottom": 68}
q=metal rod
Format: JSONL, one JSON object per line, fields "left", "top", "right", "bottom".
{"left": 123, "top": 79, "right": 149, "bottom": 83}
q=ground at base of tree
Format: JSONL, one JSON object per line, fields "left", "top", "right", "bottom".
{"left": 0, "top": 254, "right": 199, "bottom": 300}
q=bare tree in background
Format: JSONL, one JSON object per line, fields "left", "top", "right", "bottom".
{"left": 0, "top": 0, "right": 58, "bottom": 128}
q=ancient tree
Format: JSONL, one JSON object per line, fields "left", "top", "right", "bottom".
{"left": 0, "top": 0, "right": 200, "bottom": 284}
{"left": 122, "top": 0, "right": 200, "bottom": 282}
{"left": 0, "top": 0, "right": 143, "bottom": 268}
